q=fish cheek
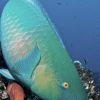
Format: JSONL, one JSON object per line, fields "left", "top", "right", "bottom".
{"left": 30, "top": 64, "right": 61, "bottom": 99}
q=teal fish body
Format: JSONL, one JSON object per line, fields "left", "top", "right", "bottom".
{"left": 1, "top": 0, "right": 87, "bottom": 99}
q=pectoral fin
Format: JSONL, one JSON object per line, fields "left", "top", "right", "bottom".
{"left": 11, "top": 44, "right": 41, "bottom": 78}
{"left": 0, "top": 68, "right": 15, "bottom": 80}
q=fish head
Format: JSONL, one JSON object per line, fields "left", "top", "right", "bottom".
{"left": 29, "top": 64, "right": 85, "bottom": 100}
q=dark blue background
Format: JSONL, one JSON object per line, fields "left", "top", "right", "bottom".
{"left": 0, "top": 0, "right": 100, "bottom": 72}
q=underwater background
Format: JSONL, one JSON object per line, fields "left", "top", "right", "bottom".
{"left": 0, "top": 0, "right": 100, "bottom": 81}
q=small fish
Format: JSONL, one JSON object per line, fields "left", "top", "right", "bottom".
{"left": 56, "top": 2, "right": 62, "bottom": 5}
{"left": 83, "top": 58, "right": 87, "bottom": 65}
{"left": 0, "top": 0, "right": 87, "bottom": 100}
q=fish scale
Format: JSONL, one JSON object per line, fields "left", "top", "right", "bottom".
{"left": 0, "top": 0, "right": 87, "bottom": 100}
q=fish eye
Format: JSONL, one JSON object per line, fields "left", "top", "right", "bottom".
{"left": 63, "top": 82, "right": 69, "bottom": 89}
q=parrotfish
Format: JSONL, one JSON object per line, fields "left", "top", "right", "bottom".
{"left": 0, "top": 0, "right": 87, "bottom": 99}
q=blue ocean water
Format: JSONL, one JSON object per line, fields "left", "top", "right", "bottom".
{"left": 0, "top": 0, "right": 100, "bottom": 72}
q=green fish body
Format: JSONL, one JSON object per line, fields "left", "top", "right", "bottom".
{"left": 1, "top": 0, "right": 87, "bottom": 99}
